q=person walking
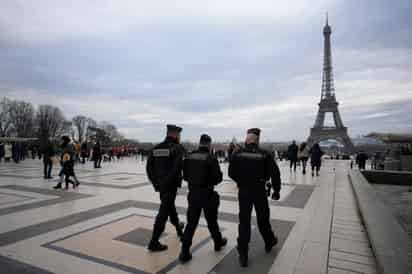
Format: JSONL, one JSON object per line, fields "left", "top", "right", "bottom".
{"left": 0, "top": 142, "right": 4, "bottom": 162}
{"left": 92, "top": 141, "right": 102, "bottom": 168}
{"left": 31, "top": 144, "right": 37, "bottom": 159}
{"left": 356, "top": 151, "right": 368, "bottom": 170}
{"left": 80, "top": 142, "right": 88, "bottom": 164}
{"left": 146, "top": 124, "right": 185, "bottom": 252}
{"left": 298, "top": 142, "right": 309, "bottom": 175}
{"left": 179, "top": 134, "right": 227, "bottom": 263}
{"left": 309, "top": 143, "right": 324, "bottom": 176}
{"left": 42, "top": 140, "right": 55, "bottom": 179}
{"left": 4, "top": 143, "right": 12, "bottom": 162}
{"left": 287, "top": 140, "right": 299, "bottom": 172}
{"left": 62, "top": 152, "right": 79, "bottom": 189}
{"left": 53, "top": 136, "right": 80, "bottom": 189}
{"left": 229, "top": 128, "right": 281, "bottom": 267}
{"left": 74, "top": 142, "right": 81, "bottom": 163}
{"left": 12, "top": 142, "right": 19, "bottom": 163}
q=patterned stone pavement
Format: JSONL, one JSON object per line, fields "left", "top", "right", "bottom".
{"left": 0, "top": 158, "right": 378, "bottom": 274}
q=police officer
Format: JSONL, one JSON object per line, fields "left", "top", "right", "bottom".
{"left": 179, "top": 134, "right": 227, "bottom": 263}
{"left": 228, "top": 128, "right": 281, "bottom": 267}
{"left": 146, "top": 124, "right": 185, "bottom": 252}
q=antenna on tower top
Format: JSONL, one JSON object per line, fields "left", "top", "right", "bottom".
{"left": 326, "top": 12, "right": 329, "bottom": 25}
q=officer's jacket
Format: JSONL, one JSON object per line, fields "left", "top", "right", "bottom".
{"left": 228, "top": 143, "right": 281, "bottom": 192}
{"left": 146, "top": 137, "right": 185, "bottom": 192}
{"left": 183, "top": 147, "right": 223, "bottom": 191}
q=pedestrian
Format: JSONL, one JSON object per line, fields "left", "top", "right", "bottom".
{"left": 309, "top": 143, "right": 324, "bottom": 176}
{"left": 4, "top": 142, "right": 12, "bottom": 162}
{"left": 0, "top": 142, "right": 4, "bottom": 162}
{"left": 287, "top": 140, "right": 298, "bottom": 172}
{"left": 31, "top": 144, "right": 37, "bottom": 159}
{"left": 62, "top": 152, "right": 79, "bottom": 189}
{"left": 80, "top": 142, "right": 88, "bottom": 164}
{"left": 356, "top": 151, "right": 368, "bottom": 170}
{"left": 179, "top": 134, "right": 227, "bottom": 263}
{"left": 12, "top": 142, "right": 19, "bottom": 163}
{"left": 146, "top": 124, "right": 185, "bottom": 252}
{"left": 108, "top": 147, "right": 113, "bottom": 161}
{"left": 228, "top": 128, "right": 281, "bottom": 267}
{"left": 42, "top": 140, "right": 55, "bottom": 179}
{"left": 53, "top": 136, "right": 80, "bottom": 190}
{"left": 74, "top": 141, "right": 81, "bottom": 163}
{"left": 92, "top": 141, "right": 102, "bottom": 168}
{"left": 298, "top": 142, "right": 309, "bottom": 175}
{"left": 21, "top": 143, "right": 27, "bottom": 161}
{"left": 228, "top": 142, "right": 236, "bottom": 162}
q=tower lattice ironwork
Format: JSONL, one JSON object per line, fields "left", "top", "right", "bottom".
{"left": 307, "top": 15, "right": 355, "bottom": 153}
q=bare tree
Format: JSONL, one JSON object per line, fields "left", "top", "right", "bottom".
{"left": 72, "top": 115, "right": 87, "bottom": 143}
{"left": 99, "top": 121, "right": 123, "bottom": 142}
{"left": 63, "top": 121, "right": 75, "bottom": 140}
{"left": 0, "top": 97, "right": 13, "bottom": 137}
{"left": 9, "top": 100, "right": 35, "bottom": 137}
{"left": 36, "top": 105, "right": 66, "bottom": 141}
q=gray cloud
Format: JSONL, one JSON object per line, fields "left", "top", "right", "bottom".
{"left": 0, "top": 0, "right": 411, "bottom": 141}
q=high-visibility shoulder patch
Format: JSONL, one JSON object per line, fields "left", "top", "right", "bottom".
{"left": 237, "top": 152, "right": 264, "bottom": 160}
{"left": 153, "top": 149, "right": 170, "bottom": 157}
{"left": 187, "top": 153, "right": 208, "bottom": 161}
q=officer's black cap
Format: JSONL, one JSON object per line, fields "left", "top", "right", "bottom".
{"left": 247, "top": 128, "right": 261, "bottom": 136}
{"left": 61, "top": 136, "right": 70, "bottom": 142}
{"left": 166, "top": 124, "right": 182, "bottom": 133}
{"left": 199, "top": 134, "right": 212, "bottom": 144}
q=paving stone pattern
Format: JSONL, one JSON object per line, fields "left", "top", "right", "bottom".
{"left": 328, "top": 169, "right": 378, "bottom": 274}
{"left": 0, "top": 158, "right": 378, "bottom": 274}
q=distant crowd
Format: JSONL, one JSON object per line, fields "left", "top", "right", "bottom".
{"left": 0, "top": 138, "right": 372, "bottom": 175}
{"left": 0, "top": 141, "right": 138, "bottom": 164}
{"left": 0, "top": 141, "right": 35, "bottom": 163}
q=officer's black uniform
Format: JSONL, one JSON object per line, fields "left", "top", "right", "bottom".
{"left": 146, "top": 125, "right": 185, "bottom": 251}
{"left": 228, "top": 128, "right": 281, "bottom": 267}
{"left": 179, "top": 134, "right": 227, "bottom": 263}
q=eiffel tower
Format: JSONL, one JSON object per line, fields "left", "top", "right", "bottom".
{"left": 307, "top": 15, "right": 355, "bottom": 153}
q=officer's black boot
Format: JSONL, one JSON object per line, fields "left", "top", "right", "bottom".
{"left": 178, "top": 248, "right": 192, "bottom": 264}
{"left": 148, "top": 241, "right": 168, "bottom": 252}
{"left": 214, "top": 237, "right": 228, "bottom": 251}
{"left": 237, "top": 247, "right": 248, "bottom": 267}
{"left": 53, "top": 183, "right": 62, "bottom": 189}
{"left": 265, "top": 235, "right": 278, "bottom": 253}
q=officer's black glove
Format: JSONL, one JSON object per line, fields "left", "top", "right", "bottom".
{"left": 265, "top": 182, "right": 272, "bottom": 197}
{"left": 152, "top": 182, "right": 160, "bottom": 192}
{"left": 271, "top": 191, "right": 280, "bottom": 200}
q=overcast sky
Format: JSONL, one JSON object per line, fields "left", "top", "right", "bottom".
{"left": 0, "top": 0, "right": 411, "bottom": 142}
